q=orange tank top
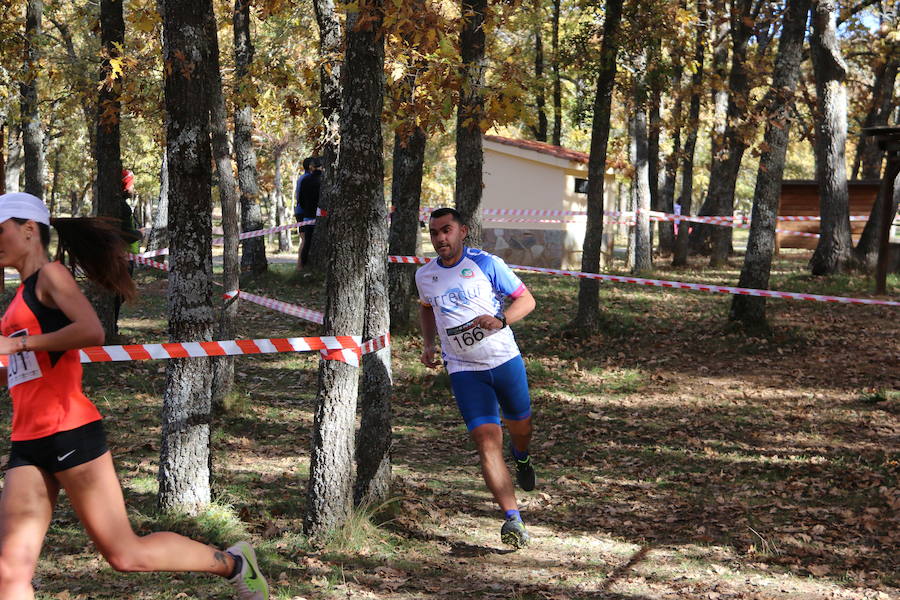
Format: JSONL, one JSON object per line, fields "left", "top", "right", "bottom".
{"left": 1, "top": 267, "right": 101, "bottom": 441}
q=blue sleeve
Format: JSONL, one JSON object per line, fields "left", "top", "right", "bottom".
{"left": 471, "top": 251, "right": 524, "bottom": 297}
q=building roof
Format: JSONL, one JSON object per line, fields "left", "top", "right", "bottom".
{"left": 483, "top": 135, "right": 589, "bottom": 165}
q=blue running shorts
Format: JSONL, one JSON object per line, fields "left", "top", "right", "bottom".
{"left": 449, "top": 355, "right": 532, "bottom": 431}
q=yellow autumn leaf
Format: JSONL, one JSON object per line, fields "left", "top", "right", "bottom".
{"left": 109, "top": 57, "right": 124, "bottom": 79}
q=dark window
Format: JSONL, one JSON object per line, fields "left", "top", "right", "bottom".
{"left": 574, "top": 178, "right": 589, "bottom": 194}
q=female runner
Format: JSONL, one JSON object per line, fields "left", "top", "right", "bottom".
{"left": 0, "top": 192, "right": 268, "bottom": 599}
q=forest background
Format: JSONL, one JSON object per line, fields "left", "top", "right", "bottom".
{"left": 0, "top": 0, "right": 897, "bottom": 599}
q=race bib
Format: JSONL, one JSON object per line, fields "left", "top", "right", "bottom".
{"left": 445, "top": 319, "right": 495, "bottom": 354}
{"left": 6, "top": 329, "right": 42, "bottom": 388}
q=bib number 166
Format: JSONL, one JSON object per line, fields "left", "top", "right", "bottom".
{"left": 446, "top": 320, "right": 488, "bottom": 353}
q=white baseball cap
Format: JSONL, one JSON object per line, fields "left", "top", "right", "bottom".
{"left": 0, "top": 192, "right": 50, "bottom": 226}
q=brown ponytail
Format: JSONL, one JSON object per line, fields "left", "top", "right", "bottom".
{"left": 47, "top": 217, "right": 138, "bottom": 301}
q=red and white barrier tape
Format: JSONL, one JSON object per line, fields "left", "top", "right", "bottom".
{"left": 646, "top": 212, "right": 821, "bottom": 238}
{"left": 0, "top": 333, "right": 391, "bottom": 368}
{"left": 221, "top": 290, "right": 387, "bottom": 355}
{"left": 213, "top": 219, "right": 315, "bottom": 245}
{"left": 421, "top": 207, "right": 634, "bottom": 218}
{"left": 224, "top": 290, "right": 324, "bottom": 324}
{"left": 387, "top": 255, "right": 900, "bottom": 307}
{"left": 130, "top": 255, "right": 169, "bottom": 270}
{"left": 137, "top": 220, "right": 317, "bottom": 258}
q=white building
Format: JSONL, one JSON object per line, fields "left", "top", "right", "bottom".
{"left": 481, "top": 135, "right": 618, "bottom": 269}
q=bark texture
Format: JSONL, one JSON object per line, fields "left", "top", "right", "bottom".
{"left": 455, "top": 0, "right": 487, "bottom": 248}
{"left": 852, "top": 48, "right": 898, "bottom": 265}
{"left": 388, "top": 128, "right": 426, "bottom": 332}
{"left": 306, "top": 0, "right": 385, "bottom": 540}
{"left": 233, "top": 0, "right": 267, "bottom": 275}
{"left": 147, "top": 152, "right": 169, "bottom": 251}
{"left": 158, "top": 0, "right": 215, "bottom": 514}
{"left": 673, "top": 0, "right": 707, "bottom": 266}
{"left": 852, "top": 50, "right": 897, "bottom": 179}
{"left": 660, "top": 52, "right": 683, "bottom": 260}
{"left": 205, "top": 3, "right": 239, "bottom": 408}
{"left": 532, "top": 0, "right": 548, "bottom": 142}
{"left": 356, "top": 147, "right": 392, "bottom": 506}
{"left": 691, "top": 0, "right": 752, "bottom": 258}
{"left": 21, "top": 0, "right": 44, "bottom": 198}
{"left": 273, "top": 150, "right": 292, "bottom": 252}
{"left": 4, "top": 123, "right": 22, "bottom": 193}
{"left": 631, "top": 49, "right": 652, "bottom": 274}
{"left": 730, "top": 0, "right": 811, "bottom": 328}
{"left": 571, "top": 0, "right": 623, "bottom": 332}
{"left": 551, "top": 0, "right": 562, "bottom": 146}
{"left": 93, "top": 0, "right": 126, "bottom": 338}
{"left": 809, "top": 0, "right": 854, "bottom": 275}
{"left": 309, "top": 0, "right": 343, "bottom": 273}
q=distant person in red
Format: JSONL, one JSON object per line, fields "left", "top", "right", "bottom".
{"left": 0, "top": 192, "right": 268, "bottom": 599}
{"left": 114, "top": 170, "right": 142, "bottom": 336}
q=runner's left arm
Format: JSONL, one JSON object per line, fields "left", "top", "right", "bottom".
{"left": 474, "top": 286, "right": 535, "bottom": 330}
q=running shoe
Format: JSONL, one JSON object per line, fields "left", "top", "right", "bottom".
{"left": 500, "top": 517, "right": 530, "bottom": 549}
{"left": 510, "top": 443, "right": 536, "bottom": 491}
{"left": 227, "top": 541, "right": 269, "bottom": 600}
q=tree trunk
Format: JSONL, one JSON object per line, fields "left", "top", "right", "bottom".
{"left": 309, "top": 0, "right": 343, "bottom": 274}
{"left": 273, "top": 148, "right": 292, "bottom": 252}
{"left": 660, "top": 55, "right": 683, "bottom": 260}
{"left": 93, "top": 0, "right": 126, "bottom": 339}
{"left": 708, "top": 0, "right": 754, "bottom": 266}
{"left": 455, "top": 0, "right": 487, "bottom": 248}
{"left": 851, "top": 48, "right": 898, "bottom": 265}
{"left": 647, "top": 55, "right": 661, "bottom": 256}
{"left": 388, "top": 128, "right": 426, "bottom": 332}
{"left": 306, "top": 0, "right": 384, "bottom": 541}
{"left": 233, "top": 0, "right": 267, "bottom": 275}
{"left": 49, "top": 147, "right": 59, "bottom": 214}
{"left": 855, "top": 171, "right": 900, "bottom": 270}
{"left": 852, "top": 51, "right": 897, "bottom": 179}
{"left": 21, "top": 0, "right": 44, "bottom": 199}
{"left": 532, "top": 0, "right": 548, "bottom": 142}
{"left": 205, "top": 2, "right": 240, "bottom": 409}
{"left": 808, "top": 0, "right": 854, "bottom": 275}
{"left": 158, "top": 0, "right": 215, "bottom": 514}
{"left": 356, "top": 159, "right": 392, "bottom": 507}
{"left": 387, "top": 4, "right": 427, "bottom": 333}
{"left": 147, "top": 152, "right": 169, "bottom": 251}
{"left": 631, "top": 49, "right": 652, "bottom": 274}
{"left": 5, "top": 123, "right": 22, "bottom": 193}
{"left": 690, "top": 0, "right": 753, "bottom": 258}
{"left": 550, "top": 0, "right": 562, "bottom": 146}
{"left": 730, "top": 0, "right": 810, "bottom": 328}
{"left": 673, "top": 0, "right": 707, "bottom": 267}
{"left": 571, "top": 0, "right": 623, "bottom": 332}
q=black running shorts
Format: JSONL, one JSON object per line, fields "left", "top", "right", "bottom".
{"left": 7, "top": 420, "right": 108, "bottom": 473}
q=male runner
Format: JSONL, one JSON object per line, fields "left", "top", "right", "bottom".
{"left": 415, "top": 207, "right": 537, "bottom": 549}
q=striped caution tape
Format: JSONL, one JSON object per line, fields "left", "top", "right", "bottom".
{"left": 646, "top": 211, "right": 822, "bottom": 238}
{"left": 387, "top": 255, "right": 900, "bottom": 307}
{"left": 137, "top": 220, "right": 317, "bottom": 259}
{"left": 0, "top": 334, "right": 393, "bottom": 368}
{"left": 130, "top": 255, "right": 169, "bottom": 270}
{"left": 220, "top": 290, "right": 388, "bottom": 355}
{"left": 419, "top": 207, "right": 630, "bottom": 218}
{"left": 224, "top": 290, "right": 324, "bottom": 324}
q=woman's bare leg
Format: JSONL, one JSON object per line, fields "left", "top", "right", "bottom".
{"left": 0, "top": 466, "right": 59, "bottom": 600}
{"left": 55, "top": 452, "right": 234, "bottom": 576}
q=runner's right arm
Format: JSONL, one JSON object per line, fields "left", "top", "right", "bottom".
{"left": 419, "top": 303, "right": 440, "bottom": 368}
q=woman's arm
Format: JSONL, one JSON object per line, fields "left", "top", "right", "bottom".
{"left": 0, "top": 262, "right": 104, "bottom": 356}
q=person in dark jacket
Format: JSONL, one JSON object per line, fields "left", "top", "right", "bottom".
{"left": 296, "top": 157, "right": 322, "bottom": 270}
